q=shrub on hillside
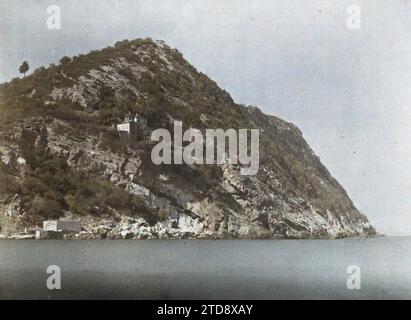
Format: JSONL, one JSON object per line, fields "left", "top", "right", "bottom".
{"left": 50, "top": 103, "right": 79, "bottom": 121}
{"left": 59, "top": 56, "right": 72, "bottom": 65}
{"left": 100, "top": 129, "right": 125, "bottom": 154}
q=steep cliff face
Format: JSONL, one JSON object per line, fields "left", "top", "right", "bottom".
{"left": 0, "top": 38, "right": 375, "bottom": 239}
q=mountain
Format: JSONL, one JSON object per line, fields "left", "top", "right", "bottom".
{"left": 0, "top": 38, "right": 375, "bottom": 239}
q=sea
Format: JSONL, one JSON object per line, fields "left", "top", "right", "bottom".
{"left": 0, "top": 237, "right": 410, "bottom": 299}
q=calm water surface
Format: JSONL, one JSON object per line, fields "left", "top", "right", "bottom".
{"left": 0, "top": 237, "right": 410, "bottom": 299}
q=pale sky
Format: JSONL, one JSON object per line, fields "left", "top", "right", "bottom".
{"left": 1, "top": 0, "right": 410, "bottom": 235}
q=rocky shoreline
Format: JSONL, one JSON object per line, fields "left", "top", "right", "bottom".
{"left": 0, "top": 215, "right": 379, "bottom": 241}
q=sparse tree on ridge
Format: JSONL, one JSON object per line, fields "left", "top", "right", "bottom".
{"left": 19, "top": 61, "right": 29, "bottom": 77}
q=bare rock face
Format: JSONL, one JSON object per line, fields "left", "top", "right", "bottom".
{"left": 0, "top": 38, "right": 376, "bottom": 239}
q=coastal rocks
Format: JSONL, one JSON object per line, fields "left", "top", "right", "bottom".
{"left": 2, "top": 195, "right": 24, "bottom": 217}
{"left": 10, "top": 234, "right": 36, "bottom": 240}
{"left": 0, "top": 147, "right": 14, "bottom": 166}
{"left": 67, "top": 148, "right": 84, "bottom": 166}
{"left": 68, "top": 213, "right": 205, "bottom": 240}
{"left": 124, "top": 157, "right": 142, "bottom": 176}
{"left": 16, "top": 157, "right": 27, "bottom": 166}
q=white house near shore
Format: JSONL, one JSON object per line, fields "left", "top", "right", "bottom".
{"left": 43, "top": 220, "right": 81, "bottom": 233}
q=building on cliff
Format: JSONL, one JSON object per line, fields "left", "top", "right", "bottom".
{"left": 117, "top": 112, "right": 153, "bottom": 146}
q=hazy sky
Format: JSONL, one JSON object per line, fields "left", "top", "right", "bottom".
{"left": 1, "top": 0, "right": 410, "bottom": 235}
